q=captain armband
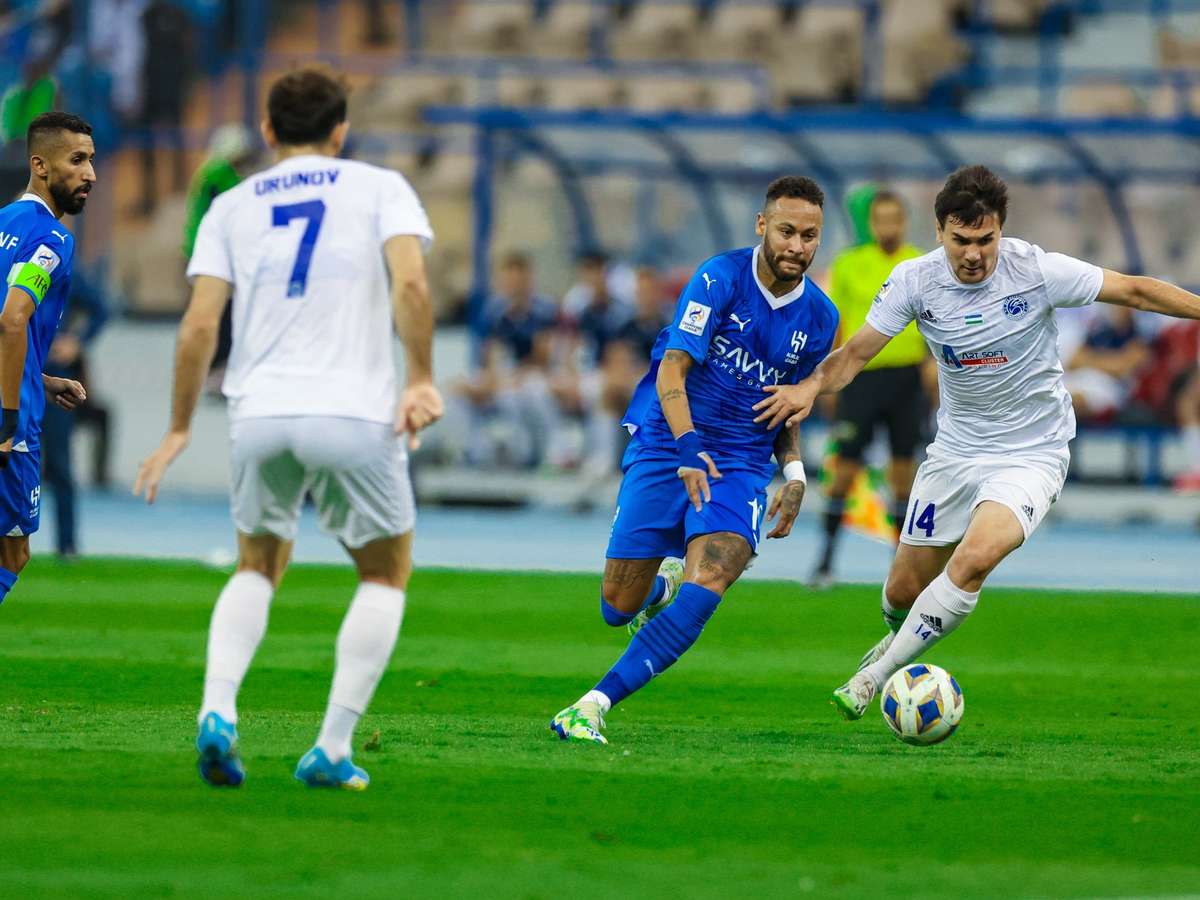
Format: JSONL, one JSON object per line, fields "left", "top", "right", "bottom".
{"left": 6, "top": 262, "right": 52, "bottom": 305}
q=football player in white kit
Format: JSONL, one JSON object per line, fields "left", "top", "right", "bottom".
{"left": 753, "top": 166, "right": 1200, "bottom": 719}
{"left": 134, "top": 68, "right": 443, "bottom": 788}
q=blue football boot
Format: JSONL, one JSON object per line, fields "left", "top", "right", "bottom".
{"left": 196, "top": 712, "right": 245, "bottom": 787}
{"left": 294, "top": 747, "right": 369, "bottom": 791}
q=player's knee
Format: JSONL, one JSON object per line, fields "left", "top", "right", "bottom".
{"left": 600, "top": 580, "right": 644, "bottom": 614}
{"left": 686, "top": 534, "right": 751, "bottom": 595}
{"left": 237, "top": 558, "right": 284, "bottom": 587}
{"left": 946, "top": 548, "right": 993, "bottom": 591}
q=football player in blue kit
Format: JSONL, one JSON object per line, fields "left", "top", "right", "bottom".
{"left": 551, "top": 176, "right": 838, "bottom": 744}
{"left": 0, "top": 112, "right": 94, "bottom": 607}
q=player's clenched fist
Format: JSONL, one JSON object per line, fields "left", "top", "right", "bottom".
{"left": 753, "top": 378, "right": 821, "bottom": 429}
{"left": 397, "top": 381, "right": 444, "bottom": 450}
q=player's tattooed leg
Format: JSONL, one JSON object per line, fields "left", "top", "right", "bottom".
{"left": 685, "top": 532, "right": 753, "bottom": 595}
{"left": 601, "top": 557, "right": 665, "bottom": 615}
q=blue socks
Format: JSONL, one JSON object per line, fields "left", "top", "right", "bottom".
{"left": 594, "top": 583, "right": 722, "bottom": 706}
{"left": 0, "top": 567, "right": 17, "bottom": 607}
{"left": 599, "top": 575, "right": 667, "bottom": 627}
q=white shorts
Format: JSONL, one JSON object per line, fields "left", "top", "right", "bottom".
{"left": 229, "top": 416, "right": 415, "bottom": 549}
{"left": 899, "top": 446, "right": 1069, "bottom": 547}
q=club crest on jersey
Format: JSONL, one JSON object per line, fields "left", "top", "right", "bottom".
{"left": 678, "top": 301, "right": 711, "bottom": 336}
{"left": 941, "top": 343, "right": 1008, "bottom": 369}
{"left": 784, "top": 329, "right": 809, "bottom": 364}
{"left": 1003, "top": 294, "right": 1030, "bottom": 320}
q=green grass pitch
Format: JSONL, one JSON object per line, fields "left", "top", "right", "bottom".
{"left": 1, "top": 558, "right": 1197, "bottom": 899}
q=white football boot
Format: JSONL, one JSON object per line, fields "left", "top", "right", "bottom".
{"left": 832, "top": 671, "right": 878, "bottom": 721}
{"left": 626, "top": 557, "right": 685, "bottom": 637}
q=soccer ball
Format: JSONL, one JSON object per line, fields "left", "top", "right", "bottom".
{"left": 880, "top": 663, "right": 964, "bottom": 746}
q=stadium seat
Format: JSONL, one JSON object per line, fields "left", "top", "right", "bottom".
{"left": 542, "top": 74, "right": 623, "bottom": 110}
{"left": 356, "top": 73, "right": 470, "bottom": 129}
{"left": 985, "top": 0, "right": 1053, "bottom": 32}
{"left": 706, "top": 1, "right": 783, "bottom": 61}
{"left": 609, "top": 0, "right": 701, "bottom": 61}
{"left": 622, "top": 75, "right": 711, "bottom": 112}
{"left": 494, "top": 73, "right": 547, "bottom": 107}
{"left": 530, "top": 0, "right": 598, "bottom": 59}
{"left": 880, "top": 0, "right": 966, "bottom": 104}
{"left": 772, "top": 2, "right": 866, "bottom": 103}
{"left": 1062, "top": 83, "right": 1141, "bottom": 118}
{"left": 708, "top": 77, "right": 766, "bottom": 113}
{"left": 453, "top": 1, "right": 536, "bottom": 55}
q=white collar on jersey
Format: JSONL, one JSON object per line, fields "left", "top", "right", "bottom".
{"left": 751, "top": 245, "right": 807, "bottom": 310}
{"left": 20, "top": 192, "right": 54, "bottom": 215}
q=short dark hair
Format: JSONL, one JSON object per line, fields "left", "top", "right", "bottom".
{"left": 27, "top": 111, "right": 92, "bottom": 153}
{"left": 870, "top": 189, "right": 905, "bottom": 213}
{"left": 935, "top": 165, "right": 1008, "bottom": 228}
{"left": 765, "top": 175, "right": 824, "bottom": 209}
{"left": 500, "top": 250, "right": 532, "bottom": 270}
{"left": 267, "top": 67, "right": 348, "bottom": 146}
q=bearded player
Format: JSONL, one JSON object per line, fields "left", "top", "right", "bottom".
{"left": 0, "top": 112, "right": 93, "bottom": 608}
{"left": 753, "top": 165, "right": 1200, "bottom": 720}
{"left": 551, "top": 176, "right": 838, "bottom": 744}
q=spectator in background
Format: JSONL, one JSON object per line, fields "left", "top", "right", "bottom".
{"left": 88, "top": 0, "right": 146, "bottom": 124}
{"left": 182, "top": 123, "right": 258, "bottom": 392}
{"left": 1064, "top": 305, "right": 1152, "bottom": 422}
{"left": 581, "top": 265, "right": 671, "bottom": 477}
{"left": 41, "top": 277, "right": 110, "bottom": 558}
{"left": 445, "top": 251, "right": 561, "bottom": 467}
{"left": 562, "top": 249, "right": 633, "bottom": 321}
{"left": 137, "top": 0, "right": 192, "bottom": 215}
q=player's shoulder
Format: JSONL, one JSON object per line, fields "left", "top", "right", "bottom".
{"left": 19, "top": 205, "right": 75, "bottom": 260}
{"left": 335, "top": 157, "right": 421, "bottom": 194}
{"left": 996, "top": 236, "right": 1055, "bottom": 287}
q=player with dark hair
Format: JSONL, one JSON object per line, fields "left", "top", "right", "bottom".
{"left": 0, "top": 111, "right": 94, "bottom": 607}
{"left": 550, "top": 175, "right": 838, "bottom": 744}
{"left": 136, "top": 67, "right": 442, "bottom": 789}
{"left": 753, "top": 165, "right": 1200, "bottom": 720}
{"left": 813, "top": 189, "right": 927, "bottom": 585}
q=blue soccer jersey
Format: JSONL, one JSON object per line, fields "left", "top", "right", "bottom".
{"left": 0, "top": 195, "right": 74, "bottom": 538}
{"left": 0, "top": 194, "right": 75, "bottom": 453}
{"left": 607, "top": 246, "right": 836, "bottom": 560}
{"left": 622, "top": 246, "right": 838, "bottom": 478}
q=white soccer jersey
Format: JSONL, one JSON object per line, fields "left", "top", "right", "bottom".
{"left": 187, "top": 154, "right": 433, "bottom": 424}
{"left": 866, "top": 237, "right": 1103, "bottom": 457}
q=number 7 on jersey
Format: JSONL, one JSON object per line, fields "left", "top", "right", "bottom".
{"left": 272, "top": 200, "right": 326, "bottom": 297}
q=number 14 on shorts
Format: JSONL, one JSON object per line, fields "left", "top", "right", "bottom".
{"left": 906, "top": 498, "right": 936, "bottom": 538}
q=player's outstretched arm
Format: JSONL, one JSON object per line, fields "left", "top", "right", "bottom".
{"left": 133, "top": 275, "right": 230, "bottom": 503}
{"left": 658, "top": 348, "right": 722, "bottom": 512}
{"left": 385, "top": 235, "right": 444, "bottom": 450}
{"left": 753, "top": 324, "right": 892, "bottom": 429}
{"left": 766, "top": 422, "right": 806, "bottom": 540}
{"left": 0, "top": 287, "right": 35, "bottom": 467}
{"left": 1096, "top": 270, "right": 1200, "bottom": 320}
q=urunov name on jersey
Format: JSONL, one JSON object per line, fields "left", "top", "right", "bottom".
{"left": 867, "top": 237, "right": 1103, "bottom": 457}
{"left": 187, "top": 155, "right": 434, "bottom": 423}
{"left": 623, "top": 246, "right": 838, "bottom": 478}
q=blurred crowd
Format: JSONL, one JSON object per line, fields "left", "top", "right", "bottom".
{"left": 433, "top": 251, "right": 679, "bottom": 478}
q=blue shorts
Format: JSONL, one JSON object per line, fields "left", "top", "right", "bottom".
{"left": 606, "top": 456, "right": 769, "bottom": 560}
{"left": 0, "top": 449, "right": 40, "bottom": 537}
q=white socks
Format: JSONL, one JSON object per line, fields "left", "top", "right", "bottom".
{"left": 1184, "top": 425, "right": 1200, "bottom": 470}
{"left": 580, "top": 689, "right": 612, "bottom": 714}
{"left": 864, "top": 572, "right": 979, "bottom": 688}
{"left": 317, "top": 582, "right": 407, "bottom": 762}
{"left": 199, "top": 571, "right": 274, "bottom": 724}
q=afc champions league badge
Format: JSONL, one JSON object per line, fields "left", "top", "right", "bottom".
{"left": 1003, "top": 294, "right": 1030, "bottom": 320}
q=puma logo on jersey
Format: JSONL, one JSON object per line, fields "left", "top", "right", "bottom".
{"left": 729, "top": 313, "right": 751, "bottom": 331}
{"left": 51, "top": 229, "right": 69, "bottom": 243}
{"left": 702, "top": 272, "right": 716, "bottom": 290}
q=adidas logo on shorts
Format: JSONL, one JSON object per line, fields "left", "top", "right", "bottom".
{"left": 920, "top": 613, "right": 943, "bottom": 633}
{"left": 1022, "top": 504, "right": 1035, "bottom": 520}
